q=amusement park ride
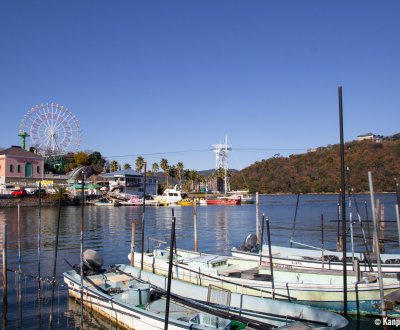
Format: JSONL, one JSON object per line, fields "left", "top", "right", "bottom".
{"left": 18, "top": 102, "right": 82, "bottom": 172}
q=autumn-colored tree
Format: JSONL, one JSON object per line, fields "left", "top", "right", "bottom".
{"left": 74, "top": 152, "right": 89, "bottom": 167}
{"left": 110, "top": 160, "right": 119, "bottom": 172}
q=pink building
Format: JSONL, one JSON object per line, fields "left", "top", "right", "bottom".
{"left": 0, "top": 146, "right": 44, "bottom": 184}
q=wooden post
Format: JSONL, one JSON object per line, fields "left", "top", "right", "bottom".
{"left": 130, "top": 221, "right": 136, "bottom": 267}
{"left": 2, "top": 224, "right": 7, "bottom": 305}
{"left": 164, "top": 211, "right": 176, "bottom": 330}
{"left": 379, "top": 204, "right": 385, "bottom": 253}
{"left": 259, "top": 213, "right": 266, "bottom": 266}
{"left": 193, "top": 199, "right": 198, "bottom": 252}
{"left": 255, "top": 192, "right": 259, "bottom": 243}
{"left": 396, "top": 204, "right": 400, "bottom": 248}
{"left": 266, "top": 216, "right": 275, "bottom": 300}
{"left": 373, "top": 199, "right": 380, "bottom": 254}
{"left": 368, "top": 171, "right": 386, "bottom": 318}
{"left": 140, "top": 161, "right": 147, "bottom": 271}
{"left": 321, "top": 214, "right": 325, "bottom": 269}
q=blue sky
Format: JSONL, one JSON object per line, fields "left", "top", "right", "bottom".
{"left": 1, "top": 1, "right": 399, "bottom": 171}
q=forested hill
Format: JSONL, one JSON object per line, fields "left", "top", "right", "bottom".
{"left": 230, "top": 137, "right": 400, "bottom": 194}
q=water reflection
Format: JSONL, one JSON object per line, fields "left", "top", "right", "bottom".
{"left": 0, "top": 193, "right": 398, "bottom": 329}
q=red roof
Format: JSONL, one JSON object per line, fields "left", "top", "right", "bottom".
{"left": 0, "top": 146, "right": 43, "bottom": 159}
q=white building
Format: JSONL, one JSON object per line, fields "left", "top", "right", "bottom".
{"left": 102, "top": 169, "right": 157, "bottom": 197}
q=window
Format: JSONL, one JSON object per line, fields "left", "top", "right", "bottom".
{"left": 25, "top": 162, "right": 32, "bottom": 177}
{"left": 10, "top": 164, "right": 14, "bottom": 172}
{"left": 17, "top": 165, "right": 21, "bottom": 173}
{"left": 37, "top": 166, "right": 40, "bottom": 174}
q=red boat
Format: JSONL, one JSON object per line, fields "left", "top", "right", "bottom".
{"left": 205, "top": 197, "right": 241, "bottom": 205}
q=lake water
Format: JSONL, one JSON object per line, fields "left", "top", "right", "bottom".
{"left": 0, "top": 193, "right": 398, "bottom": 329}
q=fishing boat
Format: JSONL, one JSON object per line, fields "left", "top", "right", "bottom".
{"left": 153, "top": 185, "right": 183, "bottom": 205}
{"left": 120, "top": 194, "right": 168, "bottom": 206}
{"left": 176, "top": 198, "right": 195, "bottom": 206}
{"left": 129, "top": 247, "right": 400, "bottom": 317}
{"left": 64, "top": 252, "right": 237, "bottom": 330}
{"left": 93, "top": 198, "right": 121, "bottom": 206}
{"left": 227, "top": 190, "right": 255, "bottom": 204}
{"left": 64, "top": 251, "right": 348, "bottom": 329}
{"left": 206, "top": 197, "right": 241, "bottom": 206}
{"left": 231, "top": 234, "right": 400, "bottom": 273}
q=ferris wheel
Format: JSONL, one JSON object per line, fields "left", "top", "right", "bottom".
{"left": 19, "top": 102, "right": 82, "bottom": 155}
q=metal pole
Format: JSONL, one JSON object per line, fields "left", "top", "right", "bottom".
{"left": 266, "top": 216, "right": 275, "bottom": 299}
{"left": 2, "top": 224, "right": 7, "bottom": 305}
{"left": 396, "top": 204, "right": 400, "bottom": 248}
{"left": 141, "top": 161, "right": 147, "bottom": 271}
{"left": 338, "top": 86, "right": 347, "bottom": 317}
{"left": 321, "top": 214, "right": 325, "bottom": 269}
{"left": 194, "top": 199, "right": 198, "bottom": 252}
{"left": 256, "top": 192, "right": 259, "bottom": 243}
{"left": 49, "top": 192, "right": 62, "bottom": 328}
{"left": 130, "top": 221, "right": 136, "bottom": 267}
{"left": 290, "top": 193, "right": 300, "bottom": 247}
{"left": 368, "top": 171, "right": 386, "bottom": 318}
{"left": 17, "top": 204, "right": 21, "bottom": 273}
{"left": 164, "top": 210, "right": 176, "bottom": 330}
{"left": 80, "top": 172, "right": 85, "bottom": 327}
{"left": 259, "top": 213, "right": 266, "bottom": 265}
{"left": 37, "top": 181, "right": 42, "bottom": 300}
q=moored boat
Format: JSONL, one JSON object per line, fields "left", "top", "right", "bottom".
{"left": 206, "top": 197, "right": 241, "bottom": 205}
{"left": 64, "top": 250, "right": 348, "bottom": 329}
{"left": 231, "top": 234, "right": 400, "bottom": 273}
{"left": 129, "top": 247, "right": 400, "bottom": 316}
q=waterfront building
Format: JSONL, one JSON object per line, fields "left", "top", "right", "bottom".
{"left": 102, "top": 169, "right": 157, "bottom": 197}
{"left": 0, "top": 146, "right": 44, "bottom": 185}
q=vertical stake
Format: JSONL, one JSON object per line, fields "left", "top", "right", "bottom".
{"left": 396, "top": 204, "right": 400, "bottom": 248}
{"left": 80, "top": 172, "right": 85, "bottom": 327}
{"left": 2, "top": 224, "right": 7, "bottom": 305}
{"left": 131, "top": 221, "right": 136, "bottom": 267}
{"left": 256, "top": 192, "right": 259, "bottom": 243}
{"left": 266, "top": 216, "right": 275, "bottom": 299}
{"left": 194, "top": 199, "right": 198, "bottom": 252}
{"left": 321, "top": 214, "right": 325, "bottom": 269}
{"left": 37, "top": 182, "right": 42, "bottom": 301}
{"left": 368, "top": 171, "right": 386, "bottom": 319}
{"left": 338, "top": 85, "right": 348, "bottom": 317}
{"left": 290, "top": 193, "right": 300, "bottom": 247}
{"left": 259, "top": 213, "right": 266, "bottom": 266}
{"left": 141, "top": 161, "right": 147, "bottom": 271}
{"left": 164, "top": 209, "right": 176, "bottom": 330}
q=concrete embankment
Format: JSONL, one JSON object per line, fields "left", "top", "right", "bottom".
{"left": 0, "top": 195, "right": 79, "bottom": 207}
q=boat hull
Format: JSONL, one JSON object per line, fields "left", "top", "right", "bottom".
{"left": 130, "top": 250, "right": 400, "bottom": 317}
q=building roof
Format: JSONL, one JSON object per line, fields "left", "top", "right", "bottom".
{"left": 102, "top": 169, "right": 142, "bottom": 177}
{"left": 0, "top": 146, "right": 43, "bottom": 159}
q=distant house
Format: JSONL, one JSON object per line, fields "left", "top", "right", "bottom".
{"left": 102, "top": 169, "right": 158, "bottom": 196}
{"left": 357, "top": 133, "right": 383, "bottom": 143}
{"left": 0, "top": 146, "right": 44, "bottom": 185}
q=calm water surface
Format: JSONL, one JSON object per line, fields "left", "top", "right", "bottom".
{"left": 0, "top": 193, "right": 398, "bottom": 329}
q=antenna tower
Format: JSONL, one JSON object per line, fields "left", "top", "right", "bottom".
{"left": 212, "top": 136, "right": 232, "bottom": 194}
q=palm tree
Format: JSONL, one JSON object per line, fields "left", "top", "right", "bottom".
{"left": 188, "top": 169, "right": 198, "bottom": 192}
{"left": 135, "top": 156, "right": 144, "bottom": 173}
{"left": 123, "top": 163, "right": 131, "bottom": 170}
{"left": 176, "top": 162, "right": 184, "bottom": 185}
{"left": 152, "top": 162, "right": 159, "bottom": 176}
{"left": 110, "top": 160, "right": 119, "bottom": 172}
{"left": 160, "top": 158, "right": 170, "bottom": 186}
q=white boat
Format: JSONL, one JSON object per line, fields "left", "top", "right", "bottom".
{"left": 64, "top": 269, "right": 234, "bottom": 329}
{"left": 119, "top": 194, "right": 168, "bottom": 206}
{"left": 93, "top": 198, "right": 121, "bottom": 206}
{"left": 231, "top": 234, "right": 400, "bottom": 273}
{"left": 129, "top": 247, "right": 400, "bottom": 317}
{"left": 154, "top": 185, "right": 183, "bottom": 205}
{"left": 64, "top": 250, "right": 348, "bottom": 329}
{"left": 226, "top": 190, "right": 255, "bottom": 204}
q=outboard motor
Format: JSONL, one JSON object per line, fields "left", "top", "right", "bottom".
{"left": 243, "top": 233, "right": 258, "bottom": 252}
{"left": 79, "top": 249, "right": 105, "bottom": 275}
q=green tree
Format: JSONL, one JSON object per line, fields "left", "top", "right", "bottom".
{"left": 176, "top": 162, "right": 184, "bottom": 185}
{"left": 124, "top": 163, "right": 131, "bottom": 169}
{"left": 160, "top": 158, "right": 170, "bottom": 186}
{"left": 135, "top": 156, "right": 145, "bottom": 173}
{"left": 152, "top": 162, "right": 159, "bottom": 175}
{"left": 110, "top": 160, "right": 119, "bottom": 172}
{"left": 88, "top": 151, "right": 106, "bottom": 174}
